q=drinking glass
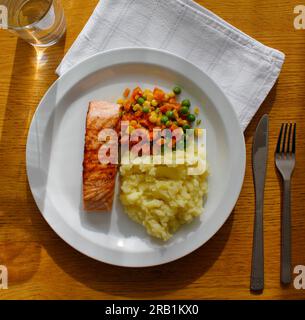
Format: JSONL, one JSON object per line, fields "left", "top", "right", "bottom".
{"left": 1, "top": 0, "right": 66, "bottom": 47}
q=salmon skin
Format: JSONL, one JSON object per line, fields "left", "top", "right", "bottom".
{"left": 83, "top": 101, "right": 120, "bottom": 212}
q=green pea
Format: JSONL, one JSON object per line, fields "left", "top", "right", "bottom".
{"left": 165, "top": 121, "right": 172, "bottom": 127}
{"left": 166, "top": 111, "right": 174, "bottom": 119}
{"left": 187, "top": 114, "right": 196, "bottom": 122}
{"left": 137, "top": 97, "right": 145, "bottom": 105}
{"left": 142, "top": 106, "right": 150, "bottom": 113}
{"left": 180, "top": 106, "right": 189, "bottom": 115}
{"left": 181, "top": 99, "right": 191, "bottom": 108}
{"left": 173, "top": 86, "right": 182, "bottom": 94}
{"left": 161, "top": 115, "right": 169, "bottom": 124}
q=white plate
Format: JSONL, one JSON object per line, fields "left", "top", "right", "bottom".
{"left": 26, "top": 48, "right": 245, "bottom": 267}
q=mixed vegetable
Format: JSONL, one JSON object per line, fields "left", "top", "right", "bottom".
{"left": 117, "top": 86, "right": 202, "bottom": 152}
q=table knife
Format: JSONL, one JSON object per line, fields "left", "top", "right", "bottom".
{"left": 250, "top": 114, "right": 269, "bottom": 292}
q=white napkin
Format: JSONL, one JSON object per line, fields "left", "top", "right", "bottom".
{"left": 56, "top": 0, "right": 285, "bottom": 130}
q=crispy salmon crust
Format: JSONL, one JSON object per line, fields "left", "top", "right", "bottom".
{"left": 83, "top": 101, "right": 120, "bottom": 212}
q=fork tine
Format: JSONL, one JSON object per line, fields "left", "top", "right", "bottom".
{"left": 287, "top": 123, "right": 292, "bottom": 153}
{"left": 276, "top": 124, "right": 284, "bottom": 154}
{"left": 281, "top": 124, "right": 288, "bottom": 153}
{"left": 292, "top": 123, "right": 296, "bottom": 154}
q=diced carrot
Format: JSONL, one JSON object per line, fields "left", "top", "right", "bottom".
{"left": 169, "top": 98, "right": 176, "bottom": 104}
{"left": 171, "top": 103, "right": 181, "bottom": 111}
{"left": 153, "top": 88, "right": 165, "bottom": 101}
{"left": 124, "top": 101, "right": 131, "bottom": 112}
{"left": 160, "top": 105, "right": 169, "bottom": 113}
{"left": 123, "top": 88, "right": 130, "bottom": 98}
{"left": 162, "top": 103, "right": 180, "bottom": 110}
{"left": 170, "top": 124, "right": 178, "bottom": 131}
{"left": 129, "top": 87, "right": 142, "bottom": 103}
{"left": 140, "top": 119, "right": 150, "bottom": 127}
{"left": 132, "top": 87, "right": 143, "bottom": 99}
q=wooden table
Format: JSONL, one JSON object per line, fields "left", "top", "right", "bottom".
{"left": 0, "top": 0, "right": 305, "bottom": 300}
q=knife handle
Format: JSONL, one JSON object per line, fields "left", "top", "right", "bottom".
{"left": 251, "top": 194, "right": 264, "bottom": 292}
{"left": 281, "top": 179, "right": 292, "bottom": 284}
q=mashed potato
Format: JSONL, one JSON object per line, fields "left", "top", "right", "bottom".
{"left": 120, "top": 152, "right": 208, "bottom": 241}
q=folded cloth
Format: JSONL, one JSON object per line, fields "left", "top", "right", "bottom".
{"left": 56, "top": 0, "right": 285, "bottom": 130}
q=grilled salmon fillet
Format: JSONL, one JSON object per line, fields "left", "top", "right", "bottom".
{"left": 83, "top": 101, "right": 120, "bottom": 212}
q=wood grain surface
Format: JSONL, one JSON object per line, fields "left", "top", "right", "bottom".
{"left": 0, "top": 0, "right": 305, "bottom": 300}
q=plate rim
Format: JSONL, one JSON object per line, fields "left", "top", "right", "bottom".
{"left": 26, "top": 47, "right": 246, "bottom": 267}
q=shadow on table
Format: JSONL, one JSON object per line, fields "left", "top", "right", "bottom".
{"left": 0, "top": 35, "right": 66, "bottom": 286}
{"left": 244, "top": 82, "right": 279, "bottom": 142}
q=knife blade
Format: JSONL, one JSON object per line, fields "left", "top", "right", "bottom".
{"left": 250, "top": 114, "right": 269, "bottom": 292}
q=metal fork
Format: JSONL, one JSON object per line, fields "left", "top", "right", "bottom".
{"left": 275, "top": 123, "right": 296, "bottom": 285}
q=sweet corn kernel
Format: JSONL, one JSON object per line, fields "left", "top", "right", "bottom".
{"left": 151, "top": 100, "right": 158, "bottom": 107}
{"left": 130, "top": 120, "right": 138, "bottom": 126}
{"left": 143, "top": 101, "right": 151, "bottom": 108}
{"left": 177, "top": 119, "right": 184, "bottom": 126}
{"left": 194, "top": 107, "right": 200, "bottom": 115}
{"left": 117, "top": 98, "right": 124, "bottom": 104}
{"left": 128, "top": 126, "right": 135, "bottom": 134}
{"left": 144, "top": 89, "right": 152, "bottom": 96}
{"left": 164, "top": 94, "right": 169, "bottom": 101}
{"left": 168, "top": 92, "right": 175, "bottom": 98}
{"left": 146, "top": 93, "right": 154, "bottom": 101}
{"left": 149, "top": 115, "right": 158, "bottom": 123}
{"left": 156, "top": 118, "right": 162, "bottom": 126}
{"left": 133, "top": 104, "right": 142, "bottom": 111}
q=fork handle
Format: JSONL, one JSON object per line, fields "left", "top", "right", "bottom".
{"left": 281, "top": 179, "right": 292, "bottom": 284}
